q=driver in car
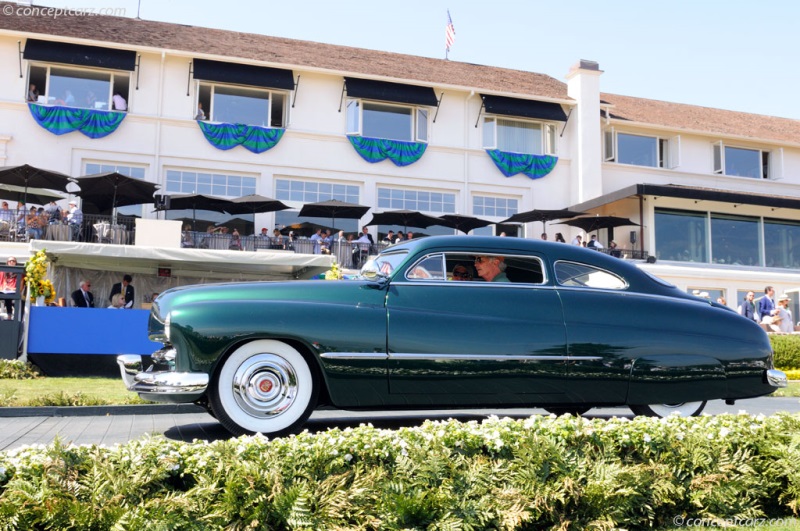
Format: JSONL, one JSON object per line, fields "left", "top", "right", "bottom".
{"left": 474, "top": 255, "right": 509, "bottom": 282}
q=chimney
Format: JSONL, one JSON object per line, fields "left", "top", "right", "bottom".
{"left": 566, "top": 59, "right": 603, "bottom": 204}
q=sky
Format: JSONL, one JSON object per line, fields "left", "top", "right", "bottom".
{"left": 23, "top": 0, "right": 800, "bottom": 120}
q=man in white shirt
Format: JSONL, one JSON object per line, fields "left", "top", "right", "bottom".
{"left": 571, "top": 235, "right": 582, "bottom": 246}
{"left": 66, "top": 200, "right": 83, "bottom": 240}
{"left": 587, "top": 234, "right": 604, "bottom": 250}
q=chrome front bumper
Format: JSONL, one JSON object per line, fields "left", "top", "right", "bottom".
{"left": 766, "top": 369, "right": 788, "bottom": 388}
{"left": 117, "top": 354, "right": 209, "bottom": 402}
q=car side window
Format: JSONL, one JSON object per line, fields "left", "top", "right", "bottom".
{"left": 554, "top": 261, "right": 627, "bottom": 289}
{"left": 406, "top": 253, "right": 445, "bottom": 280}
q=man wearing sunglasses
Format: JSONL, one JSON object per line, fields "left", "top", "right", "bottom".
{"left": 70, "top": 279, "right": 95, "bottom": 308}
{"left": 474, "top": 255, "right": 509, "bottom": 282}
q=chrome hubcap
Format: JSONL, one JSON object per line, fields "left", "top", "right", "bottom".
{"left": 232, "top": 354, "right": 298, "bottom": 418}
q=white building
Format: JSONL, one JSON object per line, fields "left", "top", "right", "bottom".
{"left": 1, "top": 3, "right": 799, "bottom": 312}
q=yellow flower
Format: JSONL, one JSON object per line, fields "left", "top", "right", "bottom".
{"left": 25, "top": 249, "right": 51, "bottom": 301}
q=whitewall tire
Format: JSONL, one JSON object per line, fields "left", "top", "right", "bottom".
{"left": 629, "top": 401, "right": 706, "bottom": 418}
{"left": 209, "top": 340, "right": 318, "bottom": 436}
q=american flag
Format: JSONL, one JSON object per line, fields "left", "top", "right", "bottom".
{"left": 445, "top": 10, "right": 456, "bottom": 52}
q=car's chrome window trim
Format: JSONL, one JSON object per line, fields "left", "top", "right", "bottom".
{"left": 401, "top": 251, "right": 547, "bottom": 285}
{"left": 553, "top": 260, "right": 629, "bottom": 290}
{"left": 320, "top": 352, "right": 389, "bottom": 360}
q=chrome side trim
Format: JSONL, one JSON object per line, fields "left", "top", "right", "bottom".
{"left": 319, "top": 352, "right": 603, "bottom": 362}
{"left": 320, "top": 352, "right": 389, "bottom": 360}
{"left": 116, "top": 354, "right": 209, "bottom": 395}
{"left": 766, "top": 369, "right": 788, "bottom": 388}
{"left": 392, "top": 353, "right": 601, "bottom": 362}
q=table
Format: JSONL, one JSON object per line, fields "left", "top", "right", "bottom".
{"left": 45, "top": 224, "right": 72, "bottom": 241}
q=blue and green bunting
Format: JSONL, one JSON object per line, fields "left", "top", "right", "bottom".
{"left": 347, "top": 136, "right": 427, "bottom": 166}
{"left": 486, "top": 149, "right": 558, "bottom": 179}
{"left": 197, "top": 121, "right": 285, "bottom": 154}
{"left": 28, "top": 103, "right": 125, "bottom": 139}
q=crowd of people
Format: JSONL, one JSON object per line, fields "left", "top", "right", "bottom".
{"left": 0, "top": 200, "right": 84, "bottom": 241}
{"left": 738, "top": 286, "right": 797, "bottom": 334}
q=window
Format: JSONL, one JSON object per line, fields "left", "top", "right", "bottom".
{"left": 473, "top": 196, "right": 518, "bottom": 218}
{"left": 764, "top": 219, "right": 800, "bottom": 269}
{"left": 710, "top": 214, "right": 761, "bottom": 266}
{"left": 165, "top": 170, "right": 256, "bottom": 197}
{"left": 482, "top": 117, "right": 556, "bottom": 155}
{"left": 604, "top": 129, "right": 679, "bottom": 168}
{"left": 687, "top": 288, "right": 724, "bottom": 302}
{"left": 84, "top": 163, "right": 145, "bottom": 180}
{"left": 406, "top": 253, "right": 446, "bottom": 280}
{"left": 28, "top": 64, "right": 130, "bottom": 110}
{"left": 276, "top": 179, "right": 359, "bottom": 204}
{"left": 713, "top": 142, "right": 770, "bottom": 179}
{"left": 377, "top": 188, "right": 455, "bottom": 213}
{"left": 404, "top": 253, "right": 545, "bottom": 284}
{"left": 346, "top": 99, "right": 428, "bottom": 142}
{"left": 654, "top": 209, "right": 708, "bottom": 263}
{"left": 197, "top": 83, "right": 286, "bottom": 127}
{"left": 555, "top": 261, "right": 627, "bottom": 290}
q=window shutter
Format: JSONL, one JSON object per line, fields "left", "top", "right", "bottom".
{"left": 416, "top": 107, "right": 429, "bottom": 142}
{"left": 770, "top": 148, "right": 783, "bottom": 180}
{"left": 544, "top": 123, "right": 557, "bottom": 155}
{"left": 603, "top": 128, "right": 615, "bottom": 161}
{"left": 345, "top": 99, "right": 360, "bottom": 135}
{"left": 713, "top": 141, "right": 723, "bottom": 174}
{"left": 668, "top": 135, "right": 681, "bottom": 169}
{"left": 481, "top": 117, "right": 496, "bottom": 149}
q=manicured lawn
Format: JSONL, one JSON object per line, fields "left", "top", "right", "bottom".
{"left": 0, "top": 377, "right": 150, "bottom": 406}
{"left": 770, "top": 380, "right": 800, "bottom": 397}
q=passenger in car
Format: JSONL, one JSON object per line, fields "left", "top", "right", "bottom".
{"left": 451, "top": 263, "right": 473, "bottom": 281}
{"left": 474, "top": 255, "right": 509, "bottom": 282}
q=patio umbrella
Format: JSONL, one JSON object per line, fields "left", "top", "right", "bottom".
{"left": 365, "top": 210, "right": 446, "bottom": 232}
{"left": 437, "top": 214, "right": 493, "bottom": 234}
{"left": 279, "top": 221, "right": 340, "bottom": 237}
{"left": 225, "top": 194, "right": 290, "bottom": 216}
{"left": 0, "top": 184, "right": 65, "bottom": 205}
{"left": 216, "top": 217, "right": 253, "bottom": 234}
{"left": 0, "top": 164, "right": 73, "bottom": 207}
{"left": 557, "top": 215, "right": 640, "bottom": 234}
{"left": 74, "top": 172, "right": 159, "bottom": 221}
{"left": 167, "top": 193, "right": 234, "bottom": 232}
{"left": 501, "top": 208, "right": 586, "bottom": 232}
{"left": 298, "top": 199, "right": 371, "bottom": 228}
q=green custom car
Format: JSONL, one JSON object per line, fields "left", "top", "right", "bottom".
{"left": 118, "top": 236, "right": 786, "bottom": 436}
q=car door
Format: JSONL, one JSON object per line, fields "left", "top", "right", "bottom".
{"left": 386, "top": 252, "right": 568, "bottom": 405}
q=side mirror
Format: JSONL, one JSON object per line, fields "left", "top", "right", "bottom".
{"left": 360, "top": 259, "right": 388, "bottom": 281}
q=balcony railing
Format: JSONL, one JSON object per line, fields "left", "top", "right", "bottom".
{"left": 596, "top": 248, "right": 650, "bottom": 260}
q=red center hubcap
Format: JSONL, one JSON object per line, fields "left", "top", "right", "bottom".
{"left": 259, "top": 380, "right": 273, "bottom": 393}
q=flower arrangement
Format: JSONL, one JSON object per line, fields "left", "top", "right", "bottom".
{"left": 324, "top": 259, "right": 343, "bottom": 280}
{"left": 24, "top": 249, "right": 55, "bottom": 304}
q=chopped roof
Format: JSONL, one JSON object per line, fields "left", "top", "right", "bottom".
{"left": 0, "top": 3, "right": 569, "bottom": 102}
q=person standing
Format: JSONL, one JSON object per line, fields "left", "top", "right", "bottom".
{"left": 27, "top": 83, "right": 39, "bottom": 102}
{"left": 758, "top": 286, "right": 777, "bottom": 322}
{"left": 70, "top": 280, "right": 94, "bottom": 308}
{"left": 66, "top": 200, "right": 83, "bottom": 240}
{"left": 109, "top": 274, "right": 134, "bottom": 309}
{"left": 739, "top": 291, "right": 757, "bottom": 322}
{"left": 776, "top": 294, "right": 794, "bottom": 333}
{"left": 1, "top": 256, "right": 21, "bottom": 318}
{"left": 555, "top": 233, "right": 566, "bottom": 243}
{"left": 112, "top": 93, "right": 127, "bottom": 111}
{"left": 571, "top": 234, "right": 583, "bottom": 246}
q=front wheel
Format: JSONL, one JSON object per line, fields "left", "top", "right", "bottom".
{"left": 209, "top": 340, "right": 318, "bottom": 436}
{"left": 629, "top": 401, "right": 706, "bottom": 418}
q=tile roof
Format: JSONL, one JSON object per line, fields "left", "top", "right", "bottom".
{"left": 2, "top": 3, "right": 798, "bottom": 145}
{"left": 601, "top": 92, "right": 800, "bottom": 146}
{"left": 0, "top": 3, "right": 569, "bottom": 102}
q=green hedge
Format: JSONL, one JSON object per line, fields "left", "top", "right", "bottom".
{"left": 771, "top": 334, "right": 800, "bottom": 369}
{"left": 0, "top": 360, "right": 41, "bottom": 380}
{"left": 2, "top": 414, "right": 800, "bottom": 530}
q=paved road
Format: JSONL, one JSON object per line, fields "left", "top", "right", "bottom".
{"left": 1, "top": 396, "right": 797, "bottom": 451}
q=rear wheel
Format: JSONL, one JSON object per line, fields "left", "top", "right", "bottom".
{"left": 629, "top": 401, "right": 706, "bottom": 418}
{"left": 209, "top": 340, "right": 318, "bottom": 436}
